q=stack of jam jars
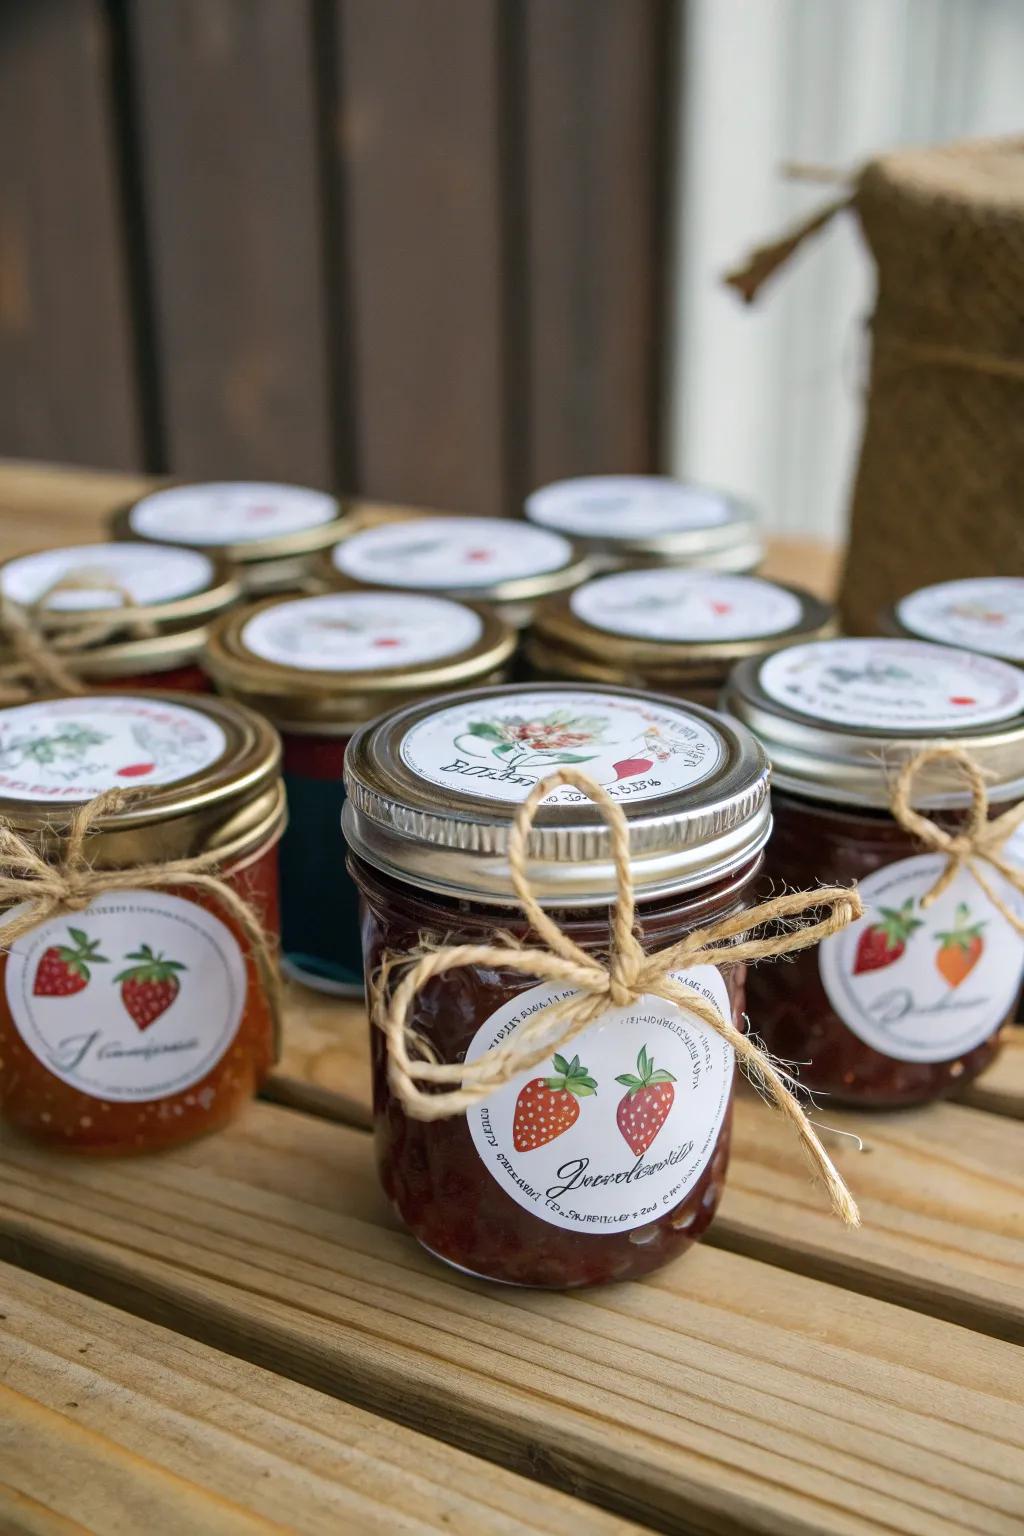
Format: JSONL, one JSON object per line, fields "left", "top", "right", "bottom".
{"left": 882, "top": 576, "right": 1024, "bottom": 668}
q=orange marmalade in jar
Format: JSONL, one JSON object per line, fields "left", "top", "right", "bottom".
{"left": 0, "top": 692, "right": 284, "bottom": 1152}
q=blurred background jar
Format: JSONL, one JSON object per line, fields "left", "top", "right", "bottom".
{"left": 881, "top": 577, "right": 1024, "bottom": 668}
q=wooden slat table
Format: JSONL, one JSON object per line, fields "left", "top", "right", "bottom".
{"left": 0, "top": 461, "right": 1021, "bottom": 1536}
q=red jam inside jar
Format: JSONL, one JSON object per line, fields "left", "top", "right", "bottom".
{"left": 726, "top": 638, "right": 1024, "bottom": 1108}
{"left": 343, "top": 682, "right": 771, "bottom": 1287}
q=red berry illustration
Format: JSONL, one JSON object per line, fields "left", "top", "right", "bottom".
{"left": 615, "top": 1046, "right": 677, "bottom": 1156}
{"left": 611, "top": 756, "right": 654, "bottom": 781}
{"left": 710, "top": 600, "right": 732, "bottom": 615}
{"left": 372, "top": 636, "right": 401, "bottom": 648}
{"left": 852, "top": 899, "right": 923, "bottom": 975}
{"left": 116, "top": 762, "right": 156, "bottom": 778}
{"left": 935, "top": 903, "right": 986, "bottom": 989}
{"left": 512, "top": 1053, "right": 597, "bottom": 1152}
{"left": 33, "top": 928, "right": 108, "bottom": 998}
{"left": 949, "top": 696, "right": 976, "bottom": 706}
{"left": 464, "top": 548, "right": 493, "bottom": 563}
{"left": 115, "top": 944, "right": 187, "bottom": 1030}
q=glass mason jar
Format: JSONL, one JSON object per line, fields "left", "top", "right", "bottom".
{"left": 323, "top": 511, "right": 590, "bottom": 629}
{"left": 113, "top": 481, "right": 352, "bottom": 594}
{"left": 724, "top": 637, "right": 1024, "bottom": 1107}
{"left": 343, "top": 682, "right": 770, "bottom": 1287}
{"left": 524, "top": 475, "right": 763, "bottom": 574}
{"left": 0, "top": 691, "right": 284, "bottom": 1152}
{"left": 0, "top": 542, "right": 239, "bottom": 693}
{"left": 204, "top": 591, "right": 515, "bottom": 995}
{"left": 882, "top": 577, "right": 1024, "bottom": 669}
{"left": 528, "top": 569, "right": 834, "bottom": 707}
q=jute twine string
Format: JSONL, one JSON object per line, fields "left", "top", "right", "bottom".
{"left": 0, "top": 573, "right": 159, "bottom": 703}
{"left": 890, "top": 745, "right": 1024, "bottom": 935}
{"left": 0, "top": 787, "right": 284, "bottom": 1052}
{"left": 377, "top": 768, "right": 863, "bottom": 1226}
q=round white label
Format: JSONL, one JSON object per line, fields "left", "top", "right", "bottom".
{"left": 241, "top": 592, "right": 483, "bottom": 672}
{"left": 129, "top": 482, "right": 338, "bottom": 546}
{"left": 570, "top": 570, "right": 803, "bottom": 642}
{"left": 759, "top": 638, "right": 1024, "bottom": 731}
{"left": 399, "top": 689, "right": 725, "bottom": 804}
{"left": 1, "top": 543, "right": 214, "bottom": 612}
{"left": 331, "top": 517, "right": 572, "bottom": 590}
{"left": 466, "top": 967, "right": 735, "bottom": 1234}
{"left": 525, "top": 476, "right": 734, "bottom": 539}
{"left": 897, "top": 579, "right": 1024, "bottom": 663}
{"left": 4, "top": 890, "right": 246, "bottom": 1101}
{"left": 0, "top": 697, "right": 226, "bottom": 802}
{"left": 819, "top": 852, "right": 1024, "bottom": 1063}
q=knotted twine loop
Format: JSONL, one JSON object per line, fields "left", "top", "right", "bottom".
{"left": 890, "top": 746, "right": 1024, "bottom": 936}
{"left": 0, "top": 787, "right": 284, "bottom": 1054}
{"left": 0, "top": 572, "right": 160, "bottom": 703}
{"left": 377, "top": 768, "right": 864, "bottom": 1226}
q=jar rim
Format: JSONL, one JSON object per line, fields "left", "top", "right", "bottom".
{"left": 524, "top": 474, "right": 762, "bottom": 562}
{"left": 111, "top": 482, "right": 354, "bottom": 564}
{"left": 885, "top": 576, "right": 1024, "bottom": 666}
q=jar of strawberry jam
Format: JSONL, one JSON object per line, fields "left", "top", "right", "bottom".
{"left": 0, "top": 542, "right": 239, "bottom": 692}
{"left": 0, "top": 691, "right": 284, "bottom": 1152}
{"left": 528, "top": 569, "right": 834, "bottom": 705}
{"left": 204, "top": 591, "right": 515, "bottom": 994}
{"left": 883, "top": 577, "right": 1024, "bottom": 668}
{"left": 724, "top": 638, "right": 1024, "bottom": 1106}
{"left": 343, "top": 682, "right": 770, "bottom": 1286}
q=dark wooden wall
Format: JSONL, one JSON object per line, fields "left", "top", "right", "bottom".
{"left": 0, "top": 0, "right": 671, "bottom": 517}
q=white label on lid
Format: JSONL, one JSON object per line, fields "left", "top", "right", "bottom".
{"left": 399, "top": 688, "right": 724, "bottom": 804}
{"left": 759, "top": 638, "right": 1024, "bottom": 731}
{"left": 241, "top": 592, "right": 483, "bottom": 672}
{"left": 466, "top": 966, "right": 734, "bottom": 1234}
{"left": 4, "top": 891, "right": 246, "bottom": 1101}
{"left": 525, "top": 476, "right": 736, "bottom": 539}
{"left": 0, "top": 696, "right": 226, "bottom": 802}
{"left": 331, "top": 517, "right": 572, "bottom": 589}
{"left": 129, "top": 482, "right": 338, "bottom": 545}
{"left": 897, "top": 579, "right": 1024, "bottom": 663}
{"left": 570, "top": 570, "right": 803, "bottom": 641}
{"left": 1, "top": 543, "right": 215, "bottom": 612}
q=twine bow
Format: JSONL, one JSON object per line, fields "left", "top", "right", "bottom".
{"left": 890, "top": 745, "right": 1024, "bottom": 934}
{"left": 378, "top": 769, "right": 863, "bottom": 1225}
{"left": 0, "top": 787, "right": 283, "bottom": 1052}
{"left": 0, "top": 572, "right": 159, "bottom": 703}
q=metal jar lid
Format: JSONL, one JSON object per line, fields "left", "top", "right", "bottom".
{"left": 724, "top": 637, "right": 1024, "bottom": 809}
{"left": 204, "top": 590, "right": 516, "bottom": 735}
{"left": 524, "top": 475, "right": 763, "bottom": 570}
{"left": 884, "top": 577, "right": 1024, "bottom": 667}
{"left": 343, "top": 681, "right": 770, "bottom": 907}
{"left": 113, "top": 481, "right": 352, "bottom": 571}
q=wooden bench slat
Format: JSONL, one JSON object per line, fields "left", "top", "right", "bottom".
{"left": 0, "top": 1104, "right": 1020, "bottom": 1536}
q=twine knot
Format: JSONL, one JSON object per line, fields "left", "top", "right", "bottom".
{"left": 377, "top": 768, "right": 864, "bottom": 1225}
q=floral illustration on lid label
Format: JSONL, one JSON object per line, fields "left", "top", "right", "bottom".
{"left": 759, "top": 638, "right": 1024, "bottom": 731}
{"left": 526, "top": 476, "right": 734, "bottom": 538}
{"left": 570, "top": 570, "right": 802, "bottom": 642}
{"left": 819, "top": 849, "right": 1024, "bottom": 1063}
{"left": 332, "top": 517, "right": 572, "bottom": 589}
{"left": 399, "top": 689, "right": 725, "bottom": 804}
{"left": 129, "top": 482, "right": 338, "bottom": 545}
{"left": 4, "top": 890, "right": 246, "bottom": 1101}
{"left": 1, "top": 543, "right": 214, "bottom": 611}
{"left": 897, "top": 578, "right": 1024, "bottom": 663}
{"left": 241, "top": 592, "right": 483, "bottom": 672}
{"left": 466, "top": 966, "right": 734, "bottom": 1234}
{"left": 0, "top": 697, "right": 226, "bottom": 802}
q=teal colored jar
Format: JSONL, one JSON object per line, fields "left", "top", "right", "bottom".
{"left": 204, "top": 590, "right": 515, "bottom": 994}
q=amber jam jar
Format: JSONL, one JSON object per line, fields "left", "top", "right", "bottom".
{"left": 883, "top": 577, "right": 1024, "bottom": 668}
{"left": 323, "top": 512, "right": 590, "bottom": 629}
{"left": 0, "top": 691, "right": 284, "bottom": 1153}
{"left": 114, "top": 481, "right": 352, "bottom": 594}
{"left": 0, "top": 542, "right": 239, "bottom": 692}
{"left": 528, "top": 569, "right": 834, "bottom": 706}
{"left": 204, "top": 591, "right": 515, "bottom": 995}
{"left": 343, "top": 682, "right": 770, "bottom": 1287}
{"left": 724, "top": 638, "right": 1024, "bottom": 1107}
{"left": 524, "top": 475, "right": 763, "bottom": 574}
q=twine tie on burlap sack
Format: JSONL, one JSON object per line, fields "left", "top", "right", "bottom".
{"left": 0, "top": 572, "right": 159, "bottom": 703}
{"left": 377, "top": 768, "right": 864, "bottom": 1225}
{"left": 890, "top": 745, "right": 1024, "bottom": 936}
{"left": 0, "top": 787, "right": 283, "bottom": 1051}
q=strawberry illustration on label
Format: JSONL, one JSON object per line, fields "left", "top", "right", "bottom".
{"left": 464, "top": 548, "right": 493, "bottom": 563}
{"left": 115, "top": 943, "right": 187, "bottom": 1029}
{"left": 116, "top": 761, "right": 156, "bottom": 778}
{"left": 935, "top": 903, "right": 986, "bottom": 989}
{"left": 372, "top": 636, "right": 401, "bottom": 648}
{"left": 852, "top": 899, "right": 923, "bottom": 975}
{"left": 710, "top": 601, "right": 732, "bottom": 615}
{"left": 33, "top": 928, "right": 108, "bottom": 997}
{"left": 512, "top": 1053, "right": 597, "bottom": 1151}
{"left": 615, "top": 1046, "right": 677, "bottom": 1155}
{"left": 611, "top": 756, "right": 653, "bottom": 781}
